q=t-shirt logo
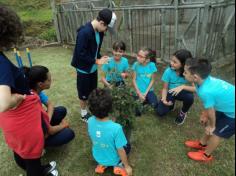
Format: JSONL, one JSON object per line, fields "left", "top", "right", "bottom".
{"left": 96, "top": 131, "right": 101, "bottom": 138}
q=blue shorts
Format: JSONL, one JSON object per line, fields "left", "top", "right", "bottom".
{"left": 77, "top": 71, "right": 97, "bottom": 100}
{"left": 213, "top": 111, "right": 235, "bottom": 139}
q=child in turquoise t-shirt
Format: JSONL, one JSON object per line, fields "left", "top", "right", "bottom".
{"left": 184, "top": 58, "right": 235, "bottom": 162}
{"left": 24, "top": 65, "right": 75, "bottom": 147}
{"left": 132, "top": 48, "right": 158, "bottom": 115}
{"left": 157, "top": 49, "right": 195, "bottom": 125}
{"left": 87, "top": 88, "right": 132, "bottom": 176}
{"left": 101, "top": 41, "right": 129, "bottom": 88}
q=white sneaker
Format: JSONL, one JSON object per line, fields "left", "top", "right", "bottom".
{"left": 49, "top": 161, "right": 57, "bottom": 169}
{"left": 49, "top": 169, "right": 58, "bottom": 176}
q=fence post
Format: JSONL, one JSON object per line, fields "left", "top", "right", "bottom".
{"left": 198, "top": 3, "right": 210, "bottom": 57}
{"left": 50, "top": 0, "right": 61, "bottom": 43}
{"left": 128, "top": 9, "right": 133, "bottom": 54}
{"left": 161, "top": 9, "right": 166, "bottom": 61}
{"left": 174, "top": 0, "right": 179, "bottom": 50}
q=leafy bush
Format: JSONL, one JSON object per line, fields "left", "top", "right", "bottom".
{"left": 39, "top": 27, "right": 57, "bottom": 41}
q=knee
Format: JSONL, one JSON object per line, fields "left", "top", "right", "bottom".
{"left": 57, "top": 106, "right": 67, "bottom": 116}
{"left": 185, "top": 94, "right": 194, "bottom": 104}
{"left": 65, "top": 128, "right": 75, "bottom": 141}
{"left": 156, "top": 109, "right": 166, "bottom": 117}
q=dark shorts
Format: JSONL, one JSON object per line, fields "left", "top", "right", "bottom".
{"left": 213, "top": 111, "right": 235, "bottom": 139}
{"left": 77, "top": 71, "right": 97, "bottom": 100}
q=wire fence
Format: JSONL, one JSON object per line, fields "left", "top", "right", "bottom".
{"left": 51, "top": 0, "right": 235, "bottom": 61}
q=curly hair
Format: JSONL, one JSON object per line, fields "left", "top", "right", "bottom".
{"left": 88, "top": 88, "right": 113, "bottom": 119}
{"left": 0, "top": 6, "right": 23, "bottom": 50}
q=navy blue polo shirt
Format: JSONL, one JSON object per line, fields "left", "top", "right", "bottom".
{"left": 0, "top": 52, "right": 30, "bottom": 95}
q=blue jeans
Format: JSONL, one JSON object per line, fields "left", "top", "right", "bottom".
{"left": 157, "top": 90, "right": 194, "bottom": 117}
{"left": 135, "top": 91, "right": 159, "bottom": 116}
{"left": 45, "top": 106, "right": 75, "bottom": 147}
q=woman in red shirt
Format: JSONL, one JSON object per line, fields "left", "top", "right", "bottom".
{"left": 0, "top": 6, "right": 58, "bottom": 176}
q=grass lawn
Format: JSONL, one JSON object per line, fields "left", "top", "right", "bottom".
{"left": 0, "top": 47, "right": 235, "bottom": 176}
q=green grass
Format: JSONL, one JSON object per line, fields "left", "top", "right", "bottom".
{"left": 0, "top": 47, "right": 235, "bottom": 176}
{"left": 18, "top": 9, "right": 52, "bottom": 23}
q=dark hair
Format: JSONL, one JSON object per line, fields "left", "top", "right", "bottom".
{"left": 24, "top": 65, "right": 49, "bottom": 90}
{"left": 185, "top": 58, "right": 212, "bottom": 79}
{"left": 141, "top": 47, "right": 157, "bottom": 64}
{"left": 112, "top": 41, "right": 126, "bottom": 51}
{"left": 0, "top": 6, "right": 23, "bottom": 50}
{"left": 172, "top": 49, "right": 193, "bottom": 77}
{"left": 88, "top": 88, "right": 113, "bottom": 119}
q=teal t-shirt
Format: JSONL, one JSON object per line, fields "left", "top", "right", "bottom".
{"left": 102, "top": 57, "right": 129, "bottom": 82}
{"left": 132, "top": 62, "right": 157, "bottom": 94}
{"left": 162, "top": 67, "right": 187, "bottom": 89}
{"left": 39, "top": 91, "right": 48, "bottom": 105}
{"left": 195, "top": 76, "right": 235, "bottom": 118}
{"left": 77, "top": 31, "right": 100, "bottom": 74}
{"left": 87, "top": 116, "right": 127, "bottom": 166}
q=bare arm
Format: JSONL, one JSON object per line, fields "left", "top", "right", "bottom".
{"left": 205, "top": 108, "right": 216, "bottom": 135}
{"left": 117, "top": 148, "right": 132, "bottom": 175}
{"left": 45, "top": 100, "right": 54, "bottom": 121}
{"left": 161, "top": 83, "right": 168, "bottom": 102}
{"left": 101, "top": 71, "right": 112, "bottom": 88}
{"left": 47, "top": 119, "right": 69, "bottom": 135}
{"left": 132, "top": 72, "right": 141, "bottom": 95}
{"left": 144, "top": 74, "right": 155, "bottom": 97}
{"left": 0, "top": 85, "right": 25, "bottom": 112}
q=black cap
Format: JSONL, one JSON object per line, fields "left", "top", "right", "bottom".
{"left": 98, "top": 8, "right": 113, "bottom": 25}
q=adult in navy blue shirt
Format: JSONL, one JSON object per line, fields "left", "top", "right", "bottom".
{"left": 71, "top": 8, "right": 117, "bottom": 122}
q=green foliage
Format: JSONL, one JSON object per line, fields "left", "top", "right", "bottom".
{"left": 19, "top": 9, "right": 52, "bottom": 23}
{"left": 39, "top": 27, "right": 57, "bottom": 41}
{"left": 110, "top": 85, "right": 138, "bottom": 129}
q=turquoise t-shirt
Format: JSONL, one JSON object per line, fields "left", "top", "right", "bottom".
{"left": 87, "top": 116, "right": 127, "bottom": 166}
{"left": 77, "top": 31, "right": 100, "bottom": 74}
{"left": 39, "top": 91, "right": 48, "bottom": 105}
{"left": 195, "top": 76, "right": 235, "bottom": 118}
{"left": 102, "top": 57, "right": 129, "bottom": 82}
{"left": 132, "top": 62, "right": 157, "bottom": 94}
{"left": 162, "top": 67, "right": 187, "bottom": 90}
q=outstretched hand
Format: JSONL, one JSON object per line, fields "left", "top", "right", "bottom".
{"left": 168, "top": 86, "right": 183, "bottom": 96}
{"left": 96, "top": 56, "right": 109, "bottom": 65}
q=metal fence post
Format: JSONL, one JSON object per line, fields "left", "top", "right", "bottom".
{"left": 50, "top": 0, "right": 61, "bottom": 43}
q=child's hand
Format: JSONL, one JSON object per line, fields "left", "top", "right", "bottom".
{"left": 125, "top": 165, "right": 132, "bottom": 176}
{"left": 60, "top": 119, "right": 69, "bottom": 128}
{"left": 121, "top": 72, "right": 128, "bottom": 79}
{"left": 205, "top": 125, "right": 215, "bottom": 135}
{"left": 11, "top": 94, "right": 26, "bottom": 109}
{"left": 161, "top": 98, "right": 173, "bottom": 106}
{"left": 168, "top": 86, "right": 183, "bottom": 96}
{"left": 96, "top": 56, "right": 109, "bottom": 65}
{"left": 138, "top": 92, "right": 146, "bottom": 102}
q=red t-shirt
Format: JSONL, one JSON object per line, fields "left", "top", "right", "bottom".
{"left": 0, "top": 94, "right": 49, "bottom": 159}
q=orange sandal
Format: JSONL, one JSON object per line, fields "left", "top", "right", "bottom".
{"left": 113, "top": 166, "right": 127, "bottom": 176}
{"left": 95, "top": 165, "right": 107, "bottom": 174}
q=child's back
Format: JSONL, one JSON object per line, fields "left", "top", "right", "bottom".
{"left": 88, "top": 116, "right": 127, "bottom": 166}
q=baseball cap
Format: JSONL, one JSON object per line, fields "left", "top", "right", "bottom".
{"left": 98, "top": 8, "right": 117, "bottom": 34}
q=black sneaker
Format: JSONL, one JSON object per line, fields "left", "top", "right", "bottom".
{"left": 81, "top": 112, "right": 92, "bottom": 123}
{"left": 175, "top": 111, "right": 187, "bottom": 125}
{"left": 43, "top": 161, "right": 57, "bottom": 176}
